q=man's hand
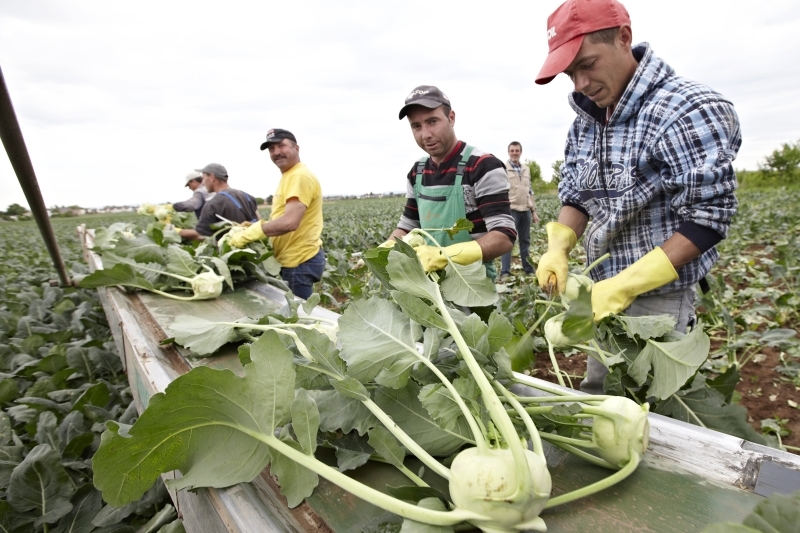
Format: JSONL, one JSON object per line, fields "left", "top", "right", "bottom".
{"left": 536, "top": 222, "right": 577, "bottom": 294}
{"left": 415, "top": 241, "right": 482, "bottom": 273}
{"left": 532, "top": 210, "right": 540, "bottom": 224}
{"left": 228, "top": 222, "right": 266, "bottom": 248}
{"left": 591, "top": 247, "right": 679, "bottom": 322}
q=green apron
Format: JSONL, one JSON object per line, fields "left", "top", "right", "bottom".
{"left": 412, "top": 145, "right": 497, "bottom": 280}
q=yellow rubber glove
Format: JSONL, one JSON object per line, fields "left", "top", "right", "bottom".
{"left": 378, "top": 239, "right": 396, "bottom": 249}
{"left": 228, "top": 221, "right": 266, "bottom": 248}
{"left": 536, "top": 222, "right": 577, "bottom": 295}
{"left": 415, "top": 241, "right": 483, "bottom": 273}
{"left": 591, "top": 247, "right": 679, "bottom": 322}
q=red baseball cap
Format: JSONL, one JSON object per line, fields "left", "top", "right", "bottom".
{"left": 535, "top": 0, "right": 631, "bottom": 85}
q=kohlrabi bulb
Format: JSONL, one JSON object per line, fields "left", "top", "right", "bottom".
{"left": 561, "top": 274, "right": 593, "bottom": 308}
{"left": 190, "top": 272, "right": 225, "bottom": 300}
{"left": 544, "top": 314, "right": 573, "bottom": 348}
{"left": 449, "top": 447, "right": 551, "bottom": 533}
{"left": 592, "top": 397, "right": 650, "bottom": 468}
{"left": 402, "top": 231, "right": 425, "bottom": 248}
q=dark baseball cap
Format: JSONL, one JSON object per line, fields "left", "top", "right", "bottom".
{"left": 195, "top": 163, "right": 228, "bottom": 180}
{"left": 398, "top": 85, "right": 451, "bottom": 120}
{"left": 260, "top": 128, "right": 297, "bottom": 151}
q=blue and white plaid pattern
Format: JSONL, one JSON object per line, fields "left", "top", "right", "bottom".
{"left": 559, "top": 43, "right": 740, "bottom": 295}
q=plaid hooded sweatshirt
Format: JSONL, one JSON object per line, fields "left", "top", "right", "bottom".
{"left": 559, "top": 43, "right": 740, "bottom": 294}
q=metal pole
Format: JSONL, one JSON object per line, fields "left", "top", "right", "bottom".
{"left": 0, "top": 65, "right": 71, "bottom": 287}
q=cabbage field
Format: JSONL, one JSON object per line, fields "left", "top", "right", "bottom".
{"left": 0, "top": 187, "right": 797, "bottom": 531}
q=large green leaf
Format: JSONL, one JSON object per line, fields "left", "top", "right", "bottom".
{"left": 391, "top": 291, "right": 448, "bottom": 330}
{"left": 291, "top": 389, "right": 319, "bottom": 455}
{"left": 418, "top": 377, "right": 479, "bottom": 432}
{"left": 293, "top": 328, "right": 346, "bottom": 380}
{"left": 655, "top": 376, "right": 769, "bottom": 445}
{"left": 338, "top": 298, "right": 420, "bottom": 388}
{"left": 628, "top": 324, "right": 710, "bottom": 400}
{"left": 386, "top": 250, "right": 440, "bottom": 303}
{"left": 374, "top": 382, "right": 471, "bottom": 456}
{"left": 112, "top": 234, "right": 165, "bottom": 264}
{"left": 52, "top": 485, "right": 103, "bottom": 533}
{"left": 270, "top": 428, "right": 319, "bottom": 508}
{"left": 165, "top": 246, "right": 198, "bottom": 278}
{"left": 440, "top": 262, "right": 497, "bottom": 308}
{"left": 8, "top": 444, "right": 75, "bottom": 526}
{"left": 742, "top": 489, "right": 800, "bottom": 532}
{"left": 92, "top": 330, "right": 295, "bottom": 506}
{"left": 167, "top": 315, "right": 255, "bottom": 356}
{"left": 613, "top": 315, "right": 676, "bottom": 340}
{"left": 77, "top": 264, "right": 156, "bottom": 292}
{"left": 306, "top": 390, "right": 378, "bottom": 436}
{"left": 368, "top": 426, "right": 405, "bottom": 469}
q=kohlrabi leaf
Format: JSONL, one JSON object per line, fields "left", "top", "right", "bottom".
{"left": 444, "top": 219, "right": 474, "bottom": 239}
{"left": 418, "top": 377, "right": 479, "bottom": 432}
{"left": 613, "top": 314, "right": 676, "bottom": 340}
{"left": 458, "top": 314, "right": 488, "bottom": 354}
{"left": 7, "top": 444, "right": 75, "bottom": 526}
{"left": 322, "top": 432, "right": 374, "bottom": 472}
{"left": 100, "top": 252, "right": 167, "bottom": 285}
{"left": 167, "top": 315, "right": 255, "bottom": 356}
{"left": 270, "top": 427, "right": 319, "bottom": 508}
{"left": 628, "top": 323, "right": 710, "bottom": 400}
{"left": 92, "top": 330, "right": 295, "bottom": 506}
{"left": 386, "top": 250, "right": 440, "bottom": 303}
{"left": 654, "top": 375, "right": 769, "bottom": 445}
{"left": 165, "top": 246, "right": 198, "bottom": 278}
{"left": 331, "top": 376, "right": 371, "bottom": 401}
{"left": 112, "top": 234, "right": 165, "bottom": 264}
{"left": 561, "top": 283, "right": 594, "bottom": 343}
{"left": 374, "top": 382, "right": 471, "bottom": 456}
{"left": 440, "top": 261, "right": 497, "bottom": 308}
{"left": 208, "top": 257, "right": 234, "bottom": 290}
{"left": 367, "top": 426, "right": 406, "bottom": 469}
{"left": 293, "top": 328, "right": 347, "bottom": 380}
{"left": 306, "top": 390, "right": 378, "bottom": 436}
{"left": 486, "top": 312, "right": 514, "bottom": 354}
{"left": 741, "top": 489, "right": 800, "bottom": 532}
{"left": 77, "top": 264, "right": 157, "bottom": 293}
{"left": 391, "top": 291, "right": 448, "bottom": 330}
{"left": 362, "top": 247, "right": 395, "bottom": 292}
{"left": 52, "top": 484, "right": 103, "bottom": 533}
{"left": 338, "top": 298, "right": 420, "bottom": 388}
{"left": 291, "top": 389, "right": 319, "bottom": 455}
{"left": 301, "top": 293, "right": 321, "bottom": 315}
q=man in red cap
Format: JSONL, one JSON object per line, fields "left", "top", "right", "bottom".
{"left": 535, "top": 0, "right": 740, "bottom": 393}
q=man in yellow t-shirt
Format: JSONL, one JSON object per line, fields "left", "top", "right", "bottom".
{"left": 229, "top": 129, "right": 324, "bottom": 299}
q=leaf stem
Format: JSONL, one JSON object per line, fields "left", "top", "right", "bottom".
{"left": 581, "top": 253, "right": 611, "bottom": 276}
{"left": 544, "top": 452, "right": 640, "bottom": 508}
{"left": 491, "top": 378, "right": 545, "bottom": 460}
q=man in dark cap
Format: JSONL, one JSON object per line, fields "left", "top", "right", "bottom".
{"left": 228, "top": 130, "right": 324, "bottom": 299}
{"left": 178, "top": 163, "right": 259, "bottom": 240}
{"left": 172, "top": 170, "right": 213, "bottom": 219}
{"left": 535, "top": 0, "right": 740, "bottom": 393}
{"left": 384, "top": 85, "right": 515, "bottom": 281}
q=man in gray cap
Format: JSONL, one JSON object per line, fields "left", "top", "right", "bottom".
{"left": 172, "top": 171, "right": 214, "bottom": 219}
{"left": 178, "top": 163, "right": 259, "bottom": 240}
{"left": 384, "top": 85, "right": 515, "bottom": 281}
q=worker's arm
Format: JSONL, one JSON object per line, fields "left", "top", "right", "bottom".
{"left": 179, "top": 229, "right": 202, "bottom": 241}
{"left": 260, "top": 198, "right": 306, "bottom": 237}
{"left": 475, "top": 230, "right": 513, "bottom": 262}
{"left": 557, "top": 205, "right": 588, "bottom": 240}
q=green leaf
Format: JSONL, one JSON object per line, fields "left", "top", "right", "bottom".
{"left": 418, "top": 377, "right": 479, "bottom": 432}
{"left": 133, "top": 503, "right": 177, "bottom": 533}
{"left": 458, "top": 314, "right": 488, "bottom": 354}
{"left": 374, "top": 382, "right": 471, "bottom": 456}
{"left": 391, "top": 291, "right": 448, "bottom": 330}
{"left": 440, "top": 261, "right": 497, "bottom": 308}
{"left": 322, "top": 432, "right": 374, "bottom": 472}
{"left": 51, "top": 485, "right": 103, "bottom": 533}
{"left": 113, "top": 234, "right": 165, "bottom": 264}
{"left": 331, "top": 376, "right": 371, "bottom": 401}
{"left": 8, "top": 444, "right": 75, "bottom": 526}
{"left": 386, "top": 250, "right": 439, "bottom": 302}
{"left": 386, "top": 485, "right": 449, "bottom": 504}
{"left": 168, "top": 315, "right": 254, "bottom": 356}
{"left": 293, "top": 328, "right": 346, "bottom": 380}
{"left": 0, "top": 411, "right": 12, "bottom": 445}
{"left": 165, "top": 246, "right": 198, "bottom": 278}
{"left": 270, "top": 428, "right": 319, "bottom": 508}
{"left": 363, "top": 247, "right": 396, "bottom": 291}
{"left": 562, "top": 283, "right": 594, "bottom": 343}
{"left": 77, "top": 264, "right": 156, "bottom": 292}
{"left": 700, "top": 524, "right": 760, "bottom": 533}
{"left": 628, "top": 324, "right": 710, "bottom": 400}
{"left": 291, "top": 390, "right": 319, "bottom": 455}
{"left": 742, "top": 489, "right": 800, "bottom": 533}
{"left": 301, "top": 293, "right": 321, "bottom": 315}
{"left": 307, "top": 390, "right": 378, "bottom": 436}
{"left": 708, "top": 366, "right": 740, "bottom": 404}
{"left": 399, "top": 497, "right": 454, "bottom": 533}
{"left": 35, "top": 411, "right": 62, "bottom": 451}
{"left": 613, "top": 314, "right": 676, "bottom": 340}
{"left": 92, "top": 330, "right": 295, "bottom": 506}
{"left": 338, "top": 298, "right": 419, "bottom": 388}
{"left": 486, "top": 312, "right": 514, "bottom": 354}
{"left": 368, "top": 426, "right": 406, "bottom": 468}
{"left": 444, "top": 218, "right": 474, "bottom": 239}
{"left": 158, "top": 519, "right": 187, "bottom": 533}
{"left": 71, "top": 382, "right": 111, "bottom": 413}
{"left": 655, "top": 376, "right": 769, "bottom": 445}
{"left": 208, "top": 257, "right": 234, "bottom": 290}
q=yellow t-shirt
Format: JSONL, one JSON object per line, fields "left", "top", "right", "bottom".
{"left": 270, "top": 162, "right": 323, "bottom": 268}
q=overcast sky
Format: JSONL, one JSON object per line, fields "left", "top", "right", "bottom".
{"left": 1, "top": 0, "right": 798, "bottom": 210}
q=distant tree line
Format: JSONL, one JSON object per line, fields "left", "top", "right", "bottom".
{"left": 737, "top": 139, "right": 800, "bottom": 189}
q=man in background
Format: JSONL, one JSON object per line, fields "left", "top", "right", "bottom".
{"left": 173, "top": 171, "right": 213, "bottom": 219}
{"left": 229, "top": 129, "right": 324, "bottom": 300}
{"left": 179, "top": 163, "right": 259, "bottom": 241}
{"left": 499, "top": 142, "right": 539, "bottom": 282}
{"left": 385, "top": 85, "right": 515, "bottom": 281}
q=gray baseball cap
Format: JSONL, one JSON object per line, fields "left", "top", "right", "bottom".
{"left": 399, "top": 85, "right": 451, "bottom": 119}
{"left": 195, "top": 163, "right": 228, "bottom": 180}
{"left": 184, "top": 171, "right": 202, "bottom": 186}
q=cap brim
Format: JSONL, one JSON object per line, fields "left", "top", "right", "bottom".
{"left": 398, "top": 98, "right": 447, "bottom": 120}
{"left": 535, "top": 34, "right": 584, "bottom": 85}
{"left": 259, "top": 141, "right": 274, "bottom": 151}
